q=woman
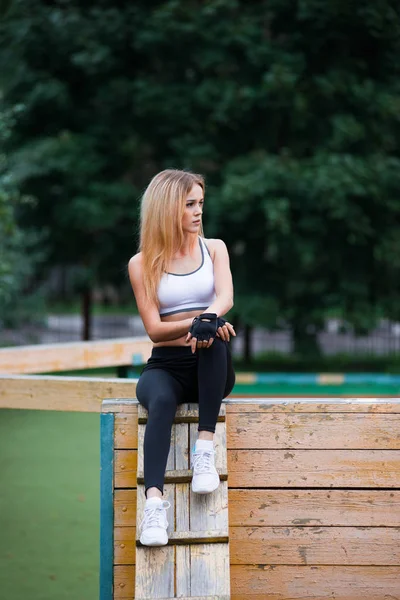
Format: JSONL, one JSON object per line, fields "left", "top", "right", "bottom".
{"left": 128, "top": 169, "right": 236, "bottom": 546}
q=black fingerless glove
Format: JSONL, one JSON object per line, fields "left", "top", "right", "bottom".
{"left": 217, "top": 317, "right": 226, "bottom": 329}
{"left": 189, "top": 313, "right": 218, "bottom": 342}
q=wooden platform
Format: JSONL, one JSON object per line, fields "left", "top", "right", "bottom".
{"left": 135, "top": 403, "right": 230, "bottom": 599}
{"left": 100, "top": 398, "right": 400, "bottom": 600}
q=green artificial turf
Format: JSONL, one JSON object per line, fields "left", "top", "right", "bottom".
{"left": 0, "top": 410, "right": 100, "bottom": 600}
{"left": 232, "top": 383, "right": 400, "bottom": 396}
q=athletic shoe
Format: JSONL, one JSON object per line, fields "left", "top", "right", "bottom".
{"left": 191, "top": 448, "right": 220, "bottom": 494}
{"left": 139, "top": 498, "right": 171, "bottom": 546}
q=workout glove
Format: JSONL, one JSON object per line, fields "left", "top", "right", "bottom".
{"left": 189, "top": 313, "right": 218, "bottom": 342}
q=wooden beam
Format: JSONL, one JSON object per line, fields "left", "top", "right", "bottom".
{"left": 0, "top": 336, "right": 152, "bottom": 374}
{"left": 0, "top": 375, "right": 137, "bottom": 412}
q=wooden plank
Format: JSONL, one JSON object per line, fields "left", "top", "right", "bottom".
{"left": 190, "top": 544, "right": 231, "bottom": 597}
{"left": 102, "top": 400, "right": 138, "bottom": 413}
{"left": 114, "top": 450, "right": 137, "bottom": 488}
{"left": 114, "top": 412, "right": 138, "bottom": 449}
{"left": 137, "top": 530, "right": 229, "bottom": 546}
{"left": 0, "top": 337, "right": 152, "bottom": 374}
{"left": 175, "top": 423, "right": 191, "bottom": 597}
{"left": 229, "top": 526, "right": 400, "bottom": 565}
{"left": 135, "top": 483, "right": 175, "bottom": 599}
{"left": 114, "top": 489, "right": 136, "bottom": 526}
{"left": 226, "top": 401, "right": 400, "bottom": 413}
{"left": 228, "top": 449, "right": 400, "bottom": 488}
{"left": 227, "top": 412, "right": 400, "bottom": 449}
{"left": 138, "top": 410, "right": 226, "bottom": 424}
{"left": 100, "top": 412, "right": 114, "bottom": 600}
{"left": 0, "top": 375, "right": 138, "bottom": 412}
{"left": 230, "top": 489, "right": 400, "bottom": 526}
{"left": 137, "top": 468, "right": 228, "bottom": 484}
{"left": 114, "top": 527, "right": 135, "bottom": 565}
{"left": 228, "top": 489, "right": 400, "bottom": 527}
{"left": 230, "top": 565, "right": 400, "bottom": 599}
{"left": 114, "top": 565, "right": 135, "bottom": 599}
{"left": 188, "top": 421, "right": 231, "bottom": 598}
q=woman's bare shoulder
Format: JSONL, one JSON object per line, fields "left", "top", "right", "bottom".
{"left": 128, "top": 251, "right": 143, "bottom": 269}
{"left": 128, "top": 252, "right": 144, "bottom": 285}
{"left": 203, "top": 238, "right": 227, "bottom": 260}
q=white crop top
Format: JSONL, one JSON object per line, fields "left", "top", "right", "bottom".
{"left": 158, "top": 237, "right": 216, "bottom": 316}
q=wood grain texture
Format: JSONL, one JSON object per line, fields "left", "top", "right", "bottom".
{"left": 227, "top": 449, "right": 400, "bottom": 488}
{"left": 114, "top": 413, "right": 138, "bottom": 449}
{"left": 0, "top": 375, "right": 137, "bottom": 412}
{"left": 114, "top": 450, "right": 137, "bottom": 488}
{"left": 137, "top": 530, "right": 229, "bottom": 546}
{"left": 114, "top": 490, "right": 136, "bottom": 527}
{"left": 229, "top": 526, "right": 400, "bottom": 565}
{"left": 114, "top": 527, "right": 135, "bottom": 565}
{"left": 135, "top": 483, "right": 175, "bottom": 599}
{"left": 114, "top": 565, "right": 135, "bottom": 599}
{"left": 227, "top": 412, "right": 400, "bottom": 449}
{"left": 230, "top": 565, "right": 400, "bottom": 599}
{"left": 226, "top": 402, "right": 400, "bottom": 413}
{"left": 0, "top": 337, "right": 152, "bottom": 374}
{"left": 228, "top": 490, "right": 400, "bottom": 527}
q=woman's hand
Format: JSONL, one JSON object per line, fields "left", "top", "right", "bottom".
{"left": 216, "top": 320, "right": 236, "bottom": 342}
{"left": 185, "top": 315, "right": 236, "bottom": 353}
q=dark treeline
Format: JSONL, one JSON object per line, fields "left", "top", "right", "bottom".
{"left": 1, "top": 0, "right": 400, "bottom": 355}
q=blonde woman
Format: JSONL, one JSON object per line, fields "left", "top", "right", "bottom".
{"left": 128, "top": 169, "right": 236, "bottom": 547}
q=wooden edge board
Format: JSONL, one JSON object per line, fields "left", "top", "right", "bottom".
{"left": 136, "top": 469, "right": 228, "bottom": 484}
{"left": 138, "top": 414, "right": 225, "bottom": 424}
{"left": 136, "top": 530, "right": 229, "bottom": 546}
{"left": 136, "top": 597, "right": 230, "bottom": 600}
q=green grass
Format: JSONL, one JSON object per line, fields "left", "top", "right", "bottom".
{"left": 0, "top": 410, "right": 100, "bottom": 600}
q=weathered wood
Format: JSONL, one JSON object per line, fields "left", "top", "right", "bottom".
{"left": 226, "top": 401, "right": 400, "bottom": 413}
{"left": 227, "top": 449, "right": 400, "bottom": 488}
{"left": 228, "top": 412, "right": 400, "bottom": 449}
{"left": 230, "top": 565, "right": 400, "bottom": 599}
{"left": 135, "top": 484, "right": 175, "bottom": 599}
{"left": 137, "top": 530, "right": 229, "bottom": 546}
{"left": 114, "top": 450, "right": 137, "bottom": 488}
{"left": 137, "top": 403, "right": 226, "bottom": 424}
{"left": 175, "top": 423, "right": 191, "bottom": 597}
{"left": 0, "top": 375, "right": 137, "bottom": 412}
{"left": 0, "top": 337, "right": 152, "bottom": 374}
{"left": 230, "top": 526, "right": 400, "bottom": 565}
{"left": 139, "top": 411, "right": 226, "bottom": 424}
{"left": 137, "top": 597, "right": 230, "bottom": 600}
{"left": 136, "top": 468, "right": 228, "bottom": 484}
{"left": 228, "top": 489, "right": 400, "bottom": 527}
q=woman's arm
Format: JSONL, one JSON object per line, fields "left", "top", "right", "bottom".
{"left": 204, "top": 238, "right": 234, "bottom": 316}
{"left": 128, "top": 255, "right": 192, "bottom": 343}
{"left": 185, "top": 239, "right": 236, "bottom": 351}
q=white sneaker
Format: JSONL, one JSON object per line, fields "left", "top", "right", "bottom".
{"left": 139, "top": 499, "right": 171, "bottom": 546}
{"left": 191, "top": 448, "right": 220, "bottom": 494}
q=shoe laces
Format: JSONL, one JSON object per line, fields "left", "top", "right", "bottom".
{"left": 140, "top": 500, "right": 170, "bottom": 531}
{"left": 191, "top": 449, "right": 216, "bottom": 474}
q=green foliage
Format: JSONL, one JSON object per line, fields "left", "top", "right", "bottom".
{"left": 1, "top": 1, "right": 400, "bottom": 351}
{"left": 0, "top": 107, "right": 46, "bottom": 326}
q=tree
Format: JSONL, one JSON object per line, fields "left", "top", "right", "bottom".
{"left": 1, "top": 0, "right": 400, "bottom": 354}
{"left": 0, "top": 106, "right": 45, "bottom": 331}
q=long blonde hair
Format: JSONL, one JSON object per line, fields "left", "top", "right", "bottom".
{"left": 139, "top": 169, "right": 205, "bottom": 307}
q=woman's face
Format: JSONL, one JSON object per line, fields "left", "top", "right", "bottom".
{"left": 182, "top": 184, "right": 204, "bottom": 233}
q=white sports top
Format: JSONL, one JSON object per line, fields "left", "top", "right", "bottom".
{"left": 158, "top": 237, "right": 216, "bottom": 317}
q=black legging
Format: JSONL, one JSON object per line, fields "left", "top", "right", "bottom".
{"left": 136, "top": 337, "right": 235, "bottom": 495}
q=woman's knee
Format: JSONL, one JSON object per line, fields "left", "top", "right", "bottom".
{"left": 147, "top": 391, "right": 177, "bottom": 420}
